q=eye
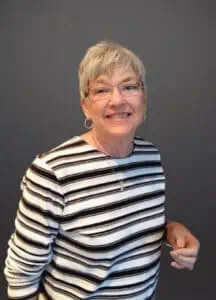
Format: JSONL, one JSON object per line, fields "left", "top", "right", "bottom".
{"left": 94, "top": 87, "right": 110, "bottom": 95}
{"left": 122, "top": 83, "right": 139, "bottom": 91}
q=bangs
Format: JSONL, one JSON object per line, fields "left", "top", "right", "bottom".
{"left": 88, "top": 59, "right": 134, "bottom": 82}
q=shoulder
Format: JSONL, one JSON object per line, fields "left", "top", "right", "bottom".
{"left": 20, "top": 136, "right": 86, "bottom": 194}
{"left": 34, "top": 136, "right": 86, "bottom": 166}
{"left": 28, "top": 136, "right": 87, "bottom": 174}
{"left": 134, "top": 136, "right": 161, "bottom": 153}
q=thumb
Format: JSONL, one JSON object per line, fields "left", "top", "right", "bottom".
{"left": 173, "top": 235, "right": 186, "bottom": 250}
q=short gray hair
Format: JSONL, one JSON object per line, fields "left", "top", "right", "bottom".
{"left": 79, "top": 40, "right": 146, "bottom": 99}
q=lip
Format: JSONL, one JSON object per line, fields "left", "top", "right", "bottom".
{"left": 105, "top": 112, "right": 132, "bottom": 118}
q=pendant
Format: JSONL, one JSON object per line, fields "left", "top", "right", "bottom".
{"left": 120, "top": 180, "right": 124, "bottom": 192}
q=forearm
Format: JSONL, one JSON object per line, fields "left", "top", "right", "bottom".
{"left": 5, "top": 234, "right": 48, "bottom": 299}
{"left": 5, "top": 156, "right": 64, "bottom": 299}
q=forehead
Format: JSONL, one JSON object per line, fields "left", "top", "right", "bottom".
{"left": 92, "top": 67, "right": 138, "bottom": 85}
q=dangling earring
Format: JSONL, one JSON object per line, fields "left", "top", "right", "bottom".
{"left": 84, "top": 118, "right": 93, "bottom": 129}
{"left": 144, "top": 112, "right": 147, "bottom": 121}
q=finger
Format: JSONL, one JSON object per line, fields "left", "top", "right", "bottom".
{"left": 171, "top": 248, "right": 198, "bottom": 257}
{"left": 175, "top": 236, "right": 186, "bottom": 249}
{"left": 170, "top": 254, "right": 196, "bottom": 270}
{"left": 186, "top": 234, "right": 200, "bottom": 249}
{"left": 172, "top": 254, "right": 196, "bottom": 265}
{"left": 170, "top": 236, "right": 186, "bottom": 250}
{"left": 171, "top": 261, "right": 185, "bottom": 270}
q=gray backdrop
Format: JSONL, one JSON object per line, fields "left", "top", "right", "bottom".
{"left": 1, "top": 1, "right": 213, "bottom": 299}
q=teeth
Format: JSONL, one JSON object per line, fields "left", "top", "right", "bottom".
{"left": 108, "top": 113, "right": 130, "bottom": 119}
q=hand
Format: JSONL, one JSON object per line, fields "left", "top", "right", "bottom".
{"left": 165, "top": 221, "right": 200, "bottom": 271}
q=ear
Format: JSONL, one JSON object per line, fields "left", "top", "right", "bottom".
{"left": 143, "top": 87, "right": 148, "bottom": 102}
{"left": 80, "top": 98, "right": 90, "bottom": 119}
{"left": 143, "top": 88, "right": 148, "bottom": 112}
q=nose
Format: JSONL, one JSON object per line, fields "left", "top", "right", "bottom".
{"left": 109, "top": 86, "right": 125, "bottom": 106}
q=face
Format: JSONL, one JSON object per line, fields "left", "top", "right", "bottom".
{"left": 81, "top": 66, "right": 147, "bottom": 139}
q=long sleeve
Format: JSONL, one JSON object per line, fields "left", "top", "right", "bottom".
{"left": 4, "top": 155, "right": 64, "bottom": 299}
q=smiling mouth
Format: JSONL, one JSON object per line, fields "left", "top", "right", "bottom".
{"left": 106, "top": 113, "right": 131, "bottom": 119}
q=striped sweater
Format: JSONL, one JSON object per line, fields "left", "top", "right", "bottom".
{"left": 4, "top": 136, "right": 166, "bottom": 300}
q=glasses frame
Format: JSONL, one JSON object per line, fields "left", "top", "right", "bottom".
{"left": 85, "top": 79, "right": 144, "bottom": 101}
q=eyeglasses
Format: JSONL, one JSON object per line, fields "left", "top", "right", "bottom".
{"left": 86, "top": 80, "right": 144, "bottom": 101}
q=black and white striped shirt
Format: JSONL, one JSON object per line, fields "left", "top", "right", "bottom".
{"left": 4, "top": 136, "right": 166, "bottom": 300}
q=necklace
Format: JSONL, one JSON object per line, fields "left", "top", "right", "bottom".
{"left": 92, "top": 134, "right": 112, "bottom": 157}
{"left": 92, "top": 134, "right": 125, "bottom": 192}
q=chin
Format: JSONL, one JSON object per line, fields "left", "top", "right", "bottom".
{"left": 105, "top": 126, "right": 136, "bottom": 138}
{"left": 102, "top": 118, "right": 142, "bottom": 136}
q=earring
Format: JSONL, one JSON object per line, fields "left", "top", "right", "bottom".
{"left": 84, "top": 118, "right": 93, "bottom": 129}
{"left": 144, "top": 112, "right": 147, "bottom": 121}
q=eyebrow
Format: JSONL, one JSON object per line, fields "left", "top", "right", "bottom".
{"left": 94, "top": 76, "right": 138, "bottom": 85}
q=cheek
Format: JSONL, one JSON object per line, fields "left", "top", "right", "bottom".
{"left": 134, "top": 97, "right": 146, "bottom": 114}
{"left": 133, "top": 98, "right": 146, "bottom": 124}
{"left": 88, "top": 106, "right": 105, "bottom": 122}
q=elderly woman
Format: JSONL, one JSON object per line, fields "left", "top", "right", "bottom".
{"left": 4, "top": 41, "right": 199, "bottom": 300}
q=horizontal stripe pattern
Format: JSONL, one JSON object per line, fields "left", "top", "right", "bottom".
{"left": 4, "top": 136, "right": 166, "bottom": 300}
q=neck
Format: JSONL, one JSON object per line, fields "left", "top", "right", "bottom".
{"left": 91, "top": 130, "right": 134, "bottom": 158}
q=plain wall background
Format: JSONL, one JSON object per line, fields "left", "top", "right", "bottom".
{"left": 1, "top": 1, "right": 214, "bottom": 299}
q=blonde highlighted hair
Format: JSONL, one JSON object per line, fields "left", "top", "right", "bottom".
{"left": 79, "top": 40, "right": 146, "bottom": 99}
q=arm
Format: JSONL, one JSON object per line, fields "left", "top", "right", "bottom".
{"left": 4, "top": 155, "right": 64, "bottom": 299}
{"left": 164, "top": 221, "right": 200, "bottom": 270}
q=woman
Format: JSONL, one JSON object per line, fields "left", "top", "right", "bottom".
{"left": 4, "top": 41, "right": 200, "bottom": 300}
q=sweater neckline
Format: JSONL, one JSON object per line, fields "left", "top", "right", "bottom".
{"left": 76, "top": 135, "right": 135, "bottom": 159}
